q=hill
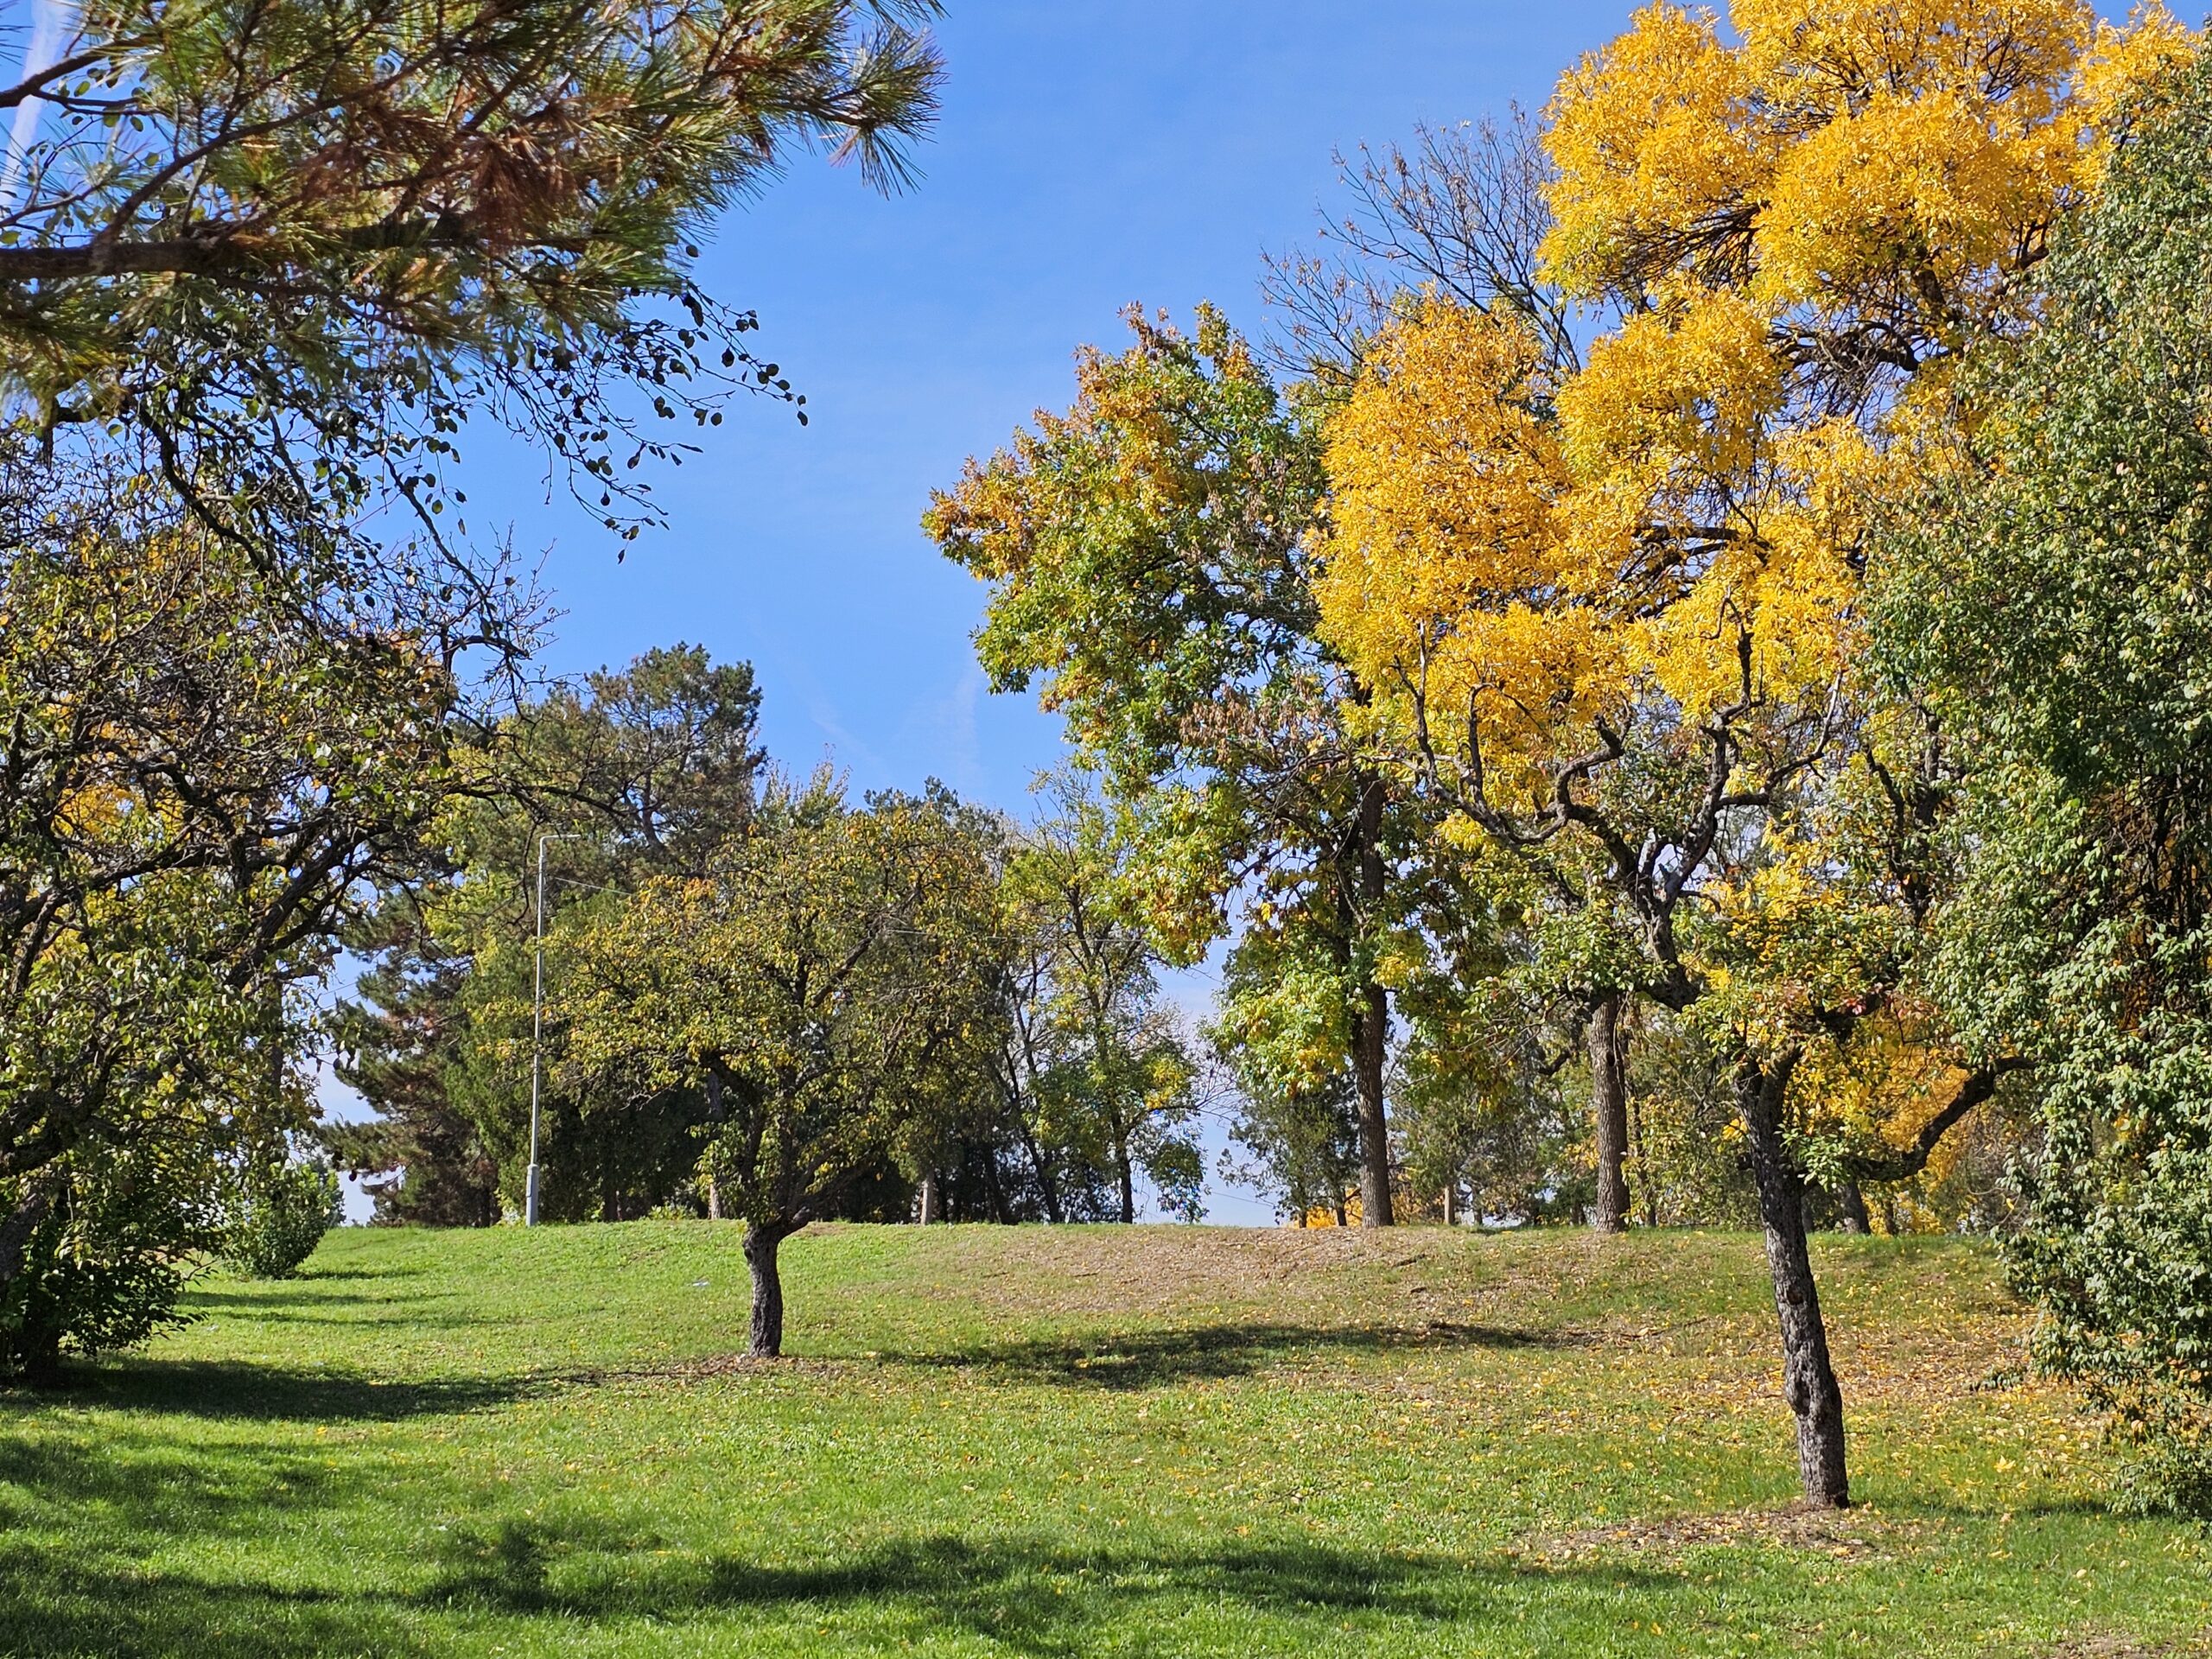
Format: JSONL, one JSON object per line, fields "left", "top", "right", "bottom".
{"left": 1, "top": 1223, "right": 2206, "bottom": 1656}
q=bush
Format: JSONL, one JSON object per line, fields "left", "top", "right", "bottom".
{"left": 1, "top": 1147, "right": 226, "bottom": 1382}
{"left": 223, "top": 1159, "right": 343, "bottom": 1280}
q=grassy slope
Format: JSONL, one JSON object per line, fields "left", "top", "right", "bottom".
{"left": 0, "top": 1223, "right": 2206, "bottom": 1658}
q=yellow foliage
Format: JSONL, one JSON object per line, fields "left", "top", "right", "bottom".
{"left": 1320, "top": 0, "right": 2195, "bottom": 831}
{"left": 1315, "top": 304, "right": 1614, "bottom": 810}
{"left": 1541, "top": 0, "right": 2190, "bottom": 312}
{"left": 2079, "top": 6, "right": 2203, "bottom": 127}
{"left": 1558, "top": 285, "right": 1782, "bottom": 493}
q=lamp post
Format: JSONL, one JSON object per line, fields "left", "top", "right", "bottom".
{"left": 527, "top": 832, "right": 589, "bottom": 1226}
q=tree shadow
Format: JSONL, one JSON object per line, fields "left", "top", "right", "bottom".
{"left": 289, "top": 1263, "right": 429, "bottom": 1282}
{"left": 174, "top": 1287, "right": 504, "bottom": 1334}
{"left": 416, "top": 1521, "right": 1678, "bottom": 1655}
{"left": 0, "top": 1541, "right": 417, "bottom": 1659}
{"left": 878, "top": 1319, "right": 1585, "bottom": 1390}
{"left": 0, "top": 1357, "right": 541, "bottom": 1425}
{"left": 180, "top": 1287, "right": 445, "bottom": 1312}
{"left": 0, "top": 1517, "right": 1679, "bottom": 1658}
{"left": 0, "top": 1421, "right": 348, "bottom": 1530}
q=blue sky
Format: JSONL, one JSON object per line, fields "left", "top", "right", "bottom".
{"left": 343, "top": 1, "right": 1645, "bottom": 1222}
{"left": 474, "top": 1, "right": 1637, "bottom": 802}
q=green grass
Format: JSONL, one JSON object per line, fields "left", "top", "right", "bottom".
{"left": 2, "top": 1223, "right": 2206, "bottom": 1657}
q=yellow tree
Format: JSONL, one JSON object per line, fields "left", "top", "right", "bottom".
{"left": 1317, "top": 0, "right": 2193, "bottom": 1507}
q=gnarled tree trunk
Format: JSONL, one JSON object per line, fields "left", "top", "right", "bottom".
{"left": 1588, "top": 991, "right": 1630, "bottom": 1234}
{"left": 1738, "top": 1052, "right": 1850, "bottom": 1508}
{"left": 742, "top": 1222, "right": 790, "bottom": 1359}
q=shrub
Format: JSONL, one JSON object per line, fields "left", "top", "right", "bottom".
{"left": 223, "top": 1160, "right": 343, "bottom": 1280}
{"left": 0, "top": 1145, "right": 226, "bottom": 1381}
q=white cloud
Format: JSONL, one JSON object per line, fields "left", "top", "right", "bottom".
{"left": 3, "top": 0, "right": 73, "bottom": 207}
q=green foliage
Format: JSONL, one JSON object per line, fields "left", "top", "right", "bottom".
{"left": 0, "top": 1135, "right": 232, "bottom": 1379}
{"left": 222, "top": 1160, "right": 345, "bottom": 1282}
{"left": 926, "top": 309, "right": 1435, "bottom": 1221}
{"left": 553, "top": 772, "right": 1002, "bottom": 1226}
{"left": 0, "top": 480, "right": 441, "bottom": 1366}
{"left": 0, "top": 0, "right": 949, "bottom": 1376}
{"left": 1, "top": 0, "right": 944, "bottom": 548}
{"left": 327, "top": 897, "right": 502, "bottom": 1227}
{"left": 385, "top": 645, "right": 772, "bottom": 1224}
{"left": 1879, "top": 50, "right": 2212, "bottom": 1516}
{"left": 550, "top": 770, "right": 1006, "bottom": 1345}
{"left": 996, "top": 783, "right": 1206, "bottom": 1225}
{"left": 1621, "top": 1013, "right": 1758, "bottom": 1230}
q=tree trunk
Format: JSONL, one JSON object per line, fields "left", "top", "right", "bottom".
{"left": 1630, "top": 1071, "right": 1660, "bottom": 1228}
{"left": 1115, "top": 1138, "right": 1135, "bottom": 1224}
{"left": 1351, "top": 772, "right": 1395, "bottom": 1228}
{"left": 1588, "top": 990, "right": 1630, "bottom": 1235}
{"left": 742, "top": 1223, "right": 787, "bottom": 1359}
{"left": 981, "top": 1146, "right": 1009, "bottom": 1224}
{"left": 1018, "top": 1123, "right": 1064, "bottom": 1224}
{"left": 704, "top": 1072, "right": 726, "bottom": 1220}
{"left": 1351, "top": 979, "right": 1395, "bottom": 1228}
{"left": 1836, "top": 1182, "right": 1872, "bottom": 1235}
{"left": 918, "top": 1173, "right": 939, "bottom": 1225}
{"left": 1738, "top": 1053, "right": 1850, "bottom": 1508}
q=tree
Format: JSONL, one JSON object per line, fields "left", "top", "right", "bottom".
{"left": 1001, "top": 785, "right": 1205, "bottom": 1225}
{"left": 0, "top": 469, "right": 488, "bottom": 1374}
{"left": 416, "top": 645, "right": 768, "bottom": 1222}
{"left": 1879, "top": 47, "right": 2212, "bottom": 1515}
{"left": 1260, "top": 108, "right": 1652, "bottom": 1233}
{"left": 554, "top": 775, "right": 1003, "bottom": 1357}
{"left": 0, "top": 0, "right": 945, "bottom": 1363}
{"left": 1313, "top": 0, "right": 2193, "bottom": 1505}
{"left": 327, "top": 898, "right": 501, "bottom": 1227}
{"left": 222, "top": 1154, "right": 345, "bottom": 1280}
{"left": 1, "top": 0, "right": 944, "bottom": 549}
{"left": 1260, "top": 105, "right": 1580, "bottom": 387}
{"left": 925, "top": 308, "right": 1421, "bottom": 1226}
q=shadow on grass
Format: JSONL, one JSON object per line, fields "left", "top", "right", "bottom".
{"left": 180, "top": 1287, "right": 438, "bottom": 1312}
{"left": 418, "top": 1523, "right": 1673, "bottom": 1655}
{"left": 0, "top": 1522, "right": 1673, "bottom": 1657}
{"left": 289, "top": 1262, "right": 430, "bottom": 1282}
{"left": 0, "top": 1421, "right": 350, "bottom": 1529}
{"left": 0, "top": 1541, "right": 408, "bottom": 1659}
{"left": 879, "top": 1319, "right": 1583, "bottom": 1390}
{"left": 2, "top": 1318, "right": 1581, "bottom": 1423}
{"left": 175, "top": 1289, "right": 506, "bottom": 1335}
{"left": 0, "top": 1357, "right": 538, "bottom": 1424}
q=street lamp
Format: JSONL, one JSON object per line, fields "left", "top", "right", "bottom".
{"left": 527, "top": 831, "right": 591, "bottom": 1226}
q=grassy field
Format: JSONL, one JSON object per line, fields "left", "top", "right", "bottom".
{"left": 1, "top": 1223, "right": 2206, "bottom": 1657}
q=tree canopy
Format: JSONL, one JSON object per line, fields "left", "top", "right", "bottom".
{"left": 1878, "top": 46, "right": 2212, "bottom": 1514}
